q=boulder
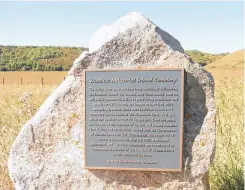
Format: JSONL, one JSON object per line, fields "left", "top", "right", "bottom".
{"left": 9, "top": 12, "right": 216, "bottom": 190}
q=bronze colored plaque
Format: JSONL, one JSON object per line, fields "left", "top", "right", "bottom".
{"left": 84, "top": 68, "right": 184, "bottom": 171}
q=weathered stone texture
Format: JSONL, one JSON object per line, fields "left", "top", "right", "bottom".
{"left": 9, "top": 12, "right": 216, "bottom": 190}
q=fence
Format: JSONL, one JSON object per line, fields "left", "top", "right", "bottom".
{"left": 0, "top": 76, "right": 66, "bottom": 85}
{"left": 0, "top": 72, "right": 68, "bottom": 86}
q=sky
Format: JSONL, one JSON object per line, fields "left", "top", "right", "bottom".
{"left": 0, "top": 1, "right": 244, "bottom": 54}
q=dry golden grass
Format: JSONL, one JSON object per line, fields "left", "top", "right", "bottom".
{"left": 206, "top": 66, "right": 244, "bottom": 189}
{"left": 0, "top": 61, "right": 244, "bottom": 189}
{"left": 208, "top": 69, "right": 244, "bottom": 84}
{"left": 207, "top": 49, "right": 244, "bottom": 70}
{"left": 0, "top": 85, "right": 57, "bottom": 189}
{"left": 0, "top": 71, "right": 67, "bottom": 85}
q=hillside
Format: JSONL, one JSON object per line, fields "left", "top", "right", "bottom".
{"left": 185, "top": 50, "right": 229, "bottom": 66}
{"left": 0, "top": 46, "right": 87, "bottom": 71}
{"left": 206, "top": 49, "right": 244, "bottom": 70}
{"left": 0, "top": 46, "right": 229, "bottom": 71}
{"left": 205, "top": 49, "right": 244, "bottom": 83}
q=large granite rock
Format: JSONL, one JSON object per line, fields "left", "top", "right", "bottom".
{"left": 9, "top": 12, "right": 216, "bottom": 190}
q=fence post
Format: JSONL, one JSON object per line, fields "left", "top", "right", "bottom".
{"left": 2, "top": 78, "right": 4, "bottom": 85}
{"left": 64, "top": 76, "right": 66, "bottom": 81}
{"left": 41, "top": 77, "right": 43, "bottom": 85}
{"left": 21, "top": 77, "right": 23, "bottom": 85}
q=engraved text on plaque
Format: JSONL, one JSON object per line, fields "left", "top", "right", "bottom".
{"left": 84, "top": 69, "right": 184, "bottom": 171}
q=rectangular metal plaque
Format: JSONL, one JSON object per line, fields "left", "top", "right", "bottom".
{"left": 84, "top": 68, "right": 184, "bottom": 171}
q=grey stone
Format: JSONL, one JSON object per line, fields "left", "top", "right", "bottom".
{"left": 9, "top": 12, "right": 216, "bottom": 190}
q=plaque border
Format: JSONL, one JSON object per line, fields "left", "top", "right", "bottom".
{"left": 83, "top": 68, "right": 184, "bottom": 172}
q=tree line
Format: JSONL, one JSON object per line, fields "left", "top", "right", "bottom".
{"left": 185, "top": 50, "right": 229, "bottom": 66}
{"left": 0, "top": 46, "right": 87, "bottom": 71}
{"left": 0, "top": 46, "right": 229, "bottom": 71}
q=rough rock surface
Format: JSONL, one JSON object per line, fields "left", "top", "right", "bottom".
{"left": 9, "top": 12, "right": 216, "bottom": 190}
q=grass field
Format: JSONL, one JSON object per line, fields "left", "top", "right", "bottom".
{"left": 206, "top": 69, "right": 244, "bottom": 190}
{"left": 0, "top": 71, "right": 67, "bottom": 85}
{"left": 0, "top": 84, "right": 57, "bottom": 189}
{"left": 207, "top": 49, "right": 244, "bottom": 70}
{"left": 0, "top": 59, "right": 244, "bottom": 189}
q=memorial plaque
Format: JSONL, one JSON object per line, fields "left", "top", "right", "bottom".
{"left": 84, "top": 68, "right": 184, "bottom": 171}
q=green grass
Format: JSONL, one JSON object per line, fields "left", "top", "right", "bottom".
{"left": 211, "top": 157, "right": 244, "bottom": 190}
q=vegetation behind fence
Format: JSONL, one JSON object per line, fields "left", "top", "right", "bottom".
{"left": 0, "top": 46, "right": 86, "bottom": 71}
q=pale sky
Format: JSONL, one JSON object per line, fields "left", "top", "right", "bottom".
{"left": 0, "top": 1, "right": 244, "bottom": 53}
